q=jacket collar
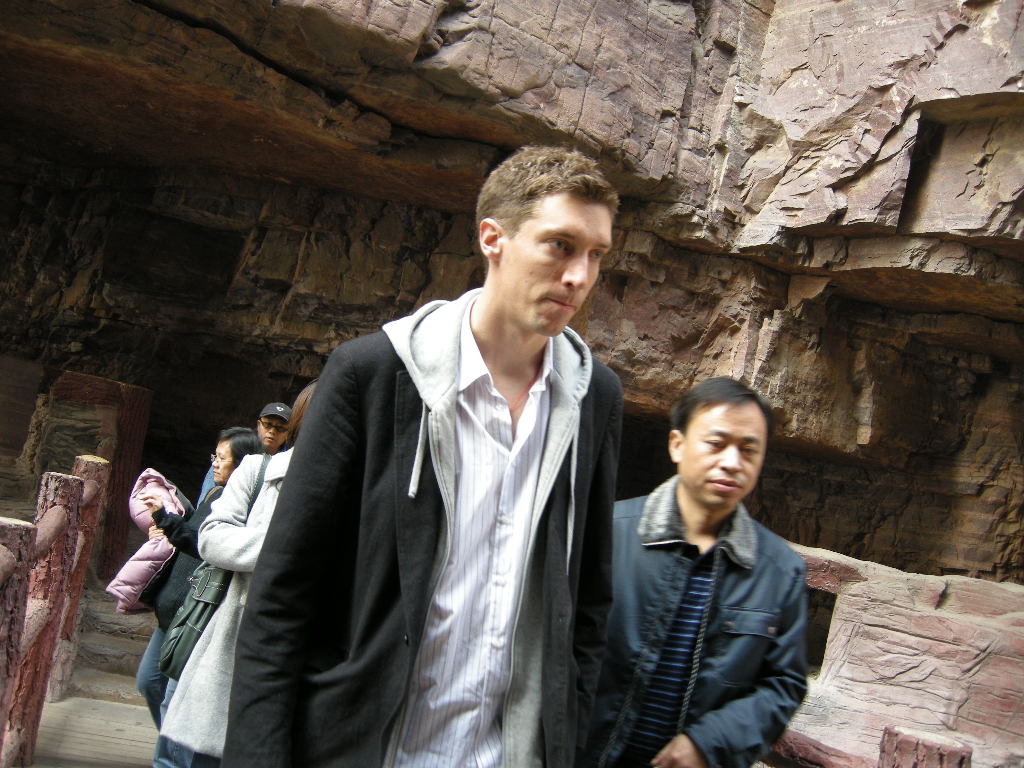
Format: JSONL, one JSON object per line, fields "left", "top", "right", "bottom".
{"left": 381, "top": 289, "right": 593, "bottom": 502}
{"left": 264, "top": 448, "right": 292, "bottom": 482}
{"left": 382, "top": 288, "right": 594, "bottom": 410}
{"left": 637, "top": 476, "right": 757, "bottom": 569}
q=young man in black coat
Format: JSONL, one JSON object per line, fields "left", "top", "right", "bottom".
{"left": 222, "top": 146, "right": 623, "bottom": 768}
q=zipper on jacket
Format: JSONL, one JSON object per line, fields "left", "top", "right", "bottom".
{"left": 382, "top": 409, "right": 456, "bottom": 768}
{"left": 675, "top": 551, "right": 723, "bottom": 732}
{"left": 598, "top": 550, "right": 723, "bottom": 767}
{"left": 595, "top": 552, "right": 691, "bottom": 768}
{"left": 499, "top": 488, "right": 548, "bottom": 766}
{"left": 500, "top": 403, "right": 581, "bottom": 765}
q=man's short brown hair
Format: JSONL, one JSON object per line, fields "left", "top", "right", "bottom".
{"left": 475, "top": 145, "right": 619, "bottom": 237}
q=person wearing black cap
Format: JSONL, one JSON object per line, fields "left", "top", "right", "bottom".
{"left": 197, "top": 403, "right": 292, "bottom": 504}
{"left": 256, "top": 402, "right": 292, "bottom": 455}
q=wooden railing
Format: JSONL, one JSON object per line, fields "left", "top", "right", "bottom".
{"left": 0, "top": 455, "right": 110, "bottom": 768}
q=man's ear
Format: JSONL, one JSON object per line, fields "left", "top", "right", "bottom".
{"left": 668, "top": 429, "right": 685, "bottom": 464}
{"left": 479, "top": 217, "right": 504, "bottom": 267}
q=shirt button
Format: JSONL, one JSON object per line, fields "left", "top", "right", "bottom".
{"left": 724, "top": 620, "right": 735, "bottom": 630}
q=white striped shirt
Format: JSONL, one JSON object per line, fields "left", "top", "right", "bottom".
{"left": 394, "top": 304, "right": 552, "bottom": 768}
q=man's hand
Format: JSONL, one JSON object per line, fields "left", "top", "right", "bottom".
{"left": 651, "top": 734, "right": 708, "bottom": 768}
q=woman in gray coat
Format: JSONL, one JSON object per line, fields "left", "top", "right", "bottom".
{"left": 159, "top": 381, "right": 317, "bottom": 766}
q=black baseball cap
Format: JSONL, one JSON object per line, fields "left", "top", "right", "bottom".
{"left": 259, "top": 402, "right": 292, "bottom": 422}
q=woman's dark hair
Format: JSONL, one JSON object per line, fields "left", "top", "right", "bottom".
{"left": 669, "top": 377, "right": 774, "bottom": 435}
{"left": 217, "top": 426, "right": 262, "bottom": 465}
{"left": 287, "top": 379, "right": 318, "bottom": 447}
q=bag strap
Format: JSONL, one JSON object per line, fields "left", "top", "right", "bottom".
{"left": 245, "top": 454, "right": 272, "bottom": 520}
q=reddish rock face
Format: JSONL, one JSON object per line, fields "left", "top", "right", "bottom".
{"left": 1, "top": 0, "right": 1020, "bottom": 573}
{"left": 0, "top": 1, "right": 1021, "bottom": 761}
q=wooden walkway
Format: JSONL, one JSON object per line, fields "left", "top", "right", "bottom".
{"left": 32, "top": 697, "right": 156, "bottom": 768}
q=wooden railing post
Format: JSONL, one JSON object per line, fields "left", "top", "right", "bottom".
{"left": 0, "top": 519, "right": 35, "bottom": 766}
{"left": 47, "top": 456, "right": 111, "bottom": 702}
{"left": 0, "top": 471, "right": 83, "bottom": 768}
{"left": 95, "top": 383, "right": 151, "bottom": 580}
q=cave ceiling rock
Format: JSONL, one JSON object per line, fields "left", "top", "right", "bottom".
{"left": 1, "top": 0, "right": 1023, "bottom": 585}
{"left": 1, "top": 0, "right": 500, "bottom": 212}
{"left": 3, "top": 0, "right": 1022, "bottom": 256}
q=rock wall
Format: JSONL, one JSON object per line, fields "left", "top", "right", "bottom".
{"left": 0, "top": 0, "right": 1021, "bottom": 598}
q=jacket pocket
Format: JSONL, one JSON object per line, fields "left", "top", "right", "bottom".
{"left": 707, "top": 606, "right": 780, "bottom": 687}
{"left": 719, "top": 606, "right": 780, "bottom": 638}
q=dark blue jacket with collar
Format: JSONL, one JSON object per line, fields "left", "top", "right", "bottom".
{"left": 579, "top": 477, "right": 808, "bottom": 768}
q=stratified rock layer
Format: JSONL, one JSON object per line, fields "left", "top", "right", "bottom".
{"left": 1, "top": 0, "right": 1022, "bottom": 586}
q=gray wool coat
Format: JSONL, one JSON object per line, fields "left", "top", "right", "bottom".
{"left": 160, "top": 449, "right": 291, "bottom": 757}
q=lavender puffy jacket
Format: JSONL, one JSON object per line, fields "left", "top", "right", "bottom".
{"left": 104, "top": 468, "right": 189, "bottom": 614}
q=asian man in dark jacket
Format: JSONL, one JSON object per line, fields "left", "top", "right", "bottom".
{"left": 580, "top": 377, "right": 808, "bottom": 768}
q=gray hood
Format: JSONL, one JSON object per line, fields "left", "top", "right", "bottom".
{"left": 383, "top": 288, "right": 595, "bottom": 501}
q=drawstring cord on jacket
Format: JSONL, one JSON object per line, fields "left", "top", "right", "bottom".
{"left": 566, "top": 432, "right": 578, "bottom": 573}
{"left": 407, "top": 403, "right": 429, "bottom": 499}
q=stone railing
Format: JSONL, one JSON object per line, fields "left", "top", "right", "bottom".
{"left": 0, "top": 455, "right": 110, "bottom": 768}
{"left": 774, "top": 545, "right": 1024, "bottom": 768}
